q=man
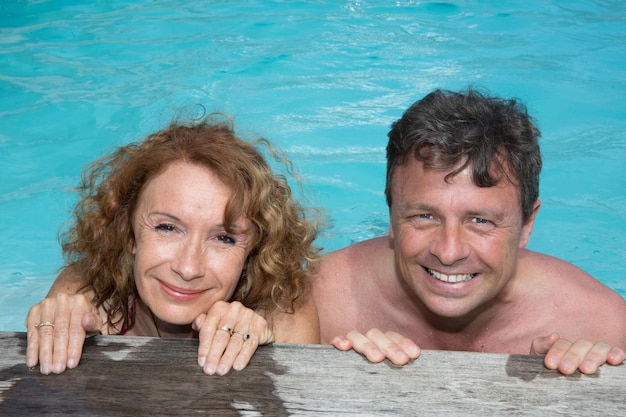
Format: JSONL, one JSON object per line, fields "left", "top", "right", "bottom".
{"left": 313, "top": 88, "right": 626, "bottom": 375}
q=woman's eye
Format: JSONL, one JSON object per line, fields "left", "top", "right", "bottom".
{"left": 217, "top": 234, "right": 236, "bottom": 244}
{"left": 155, "top": 223, "right": 176, "bottom": 232}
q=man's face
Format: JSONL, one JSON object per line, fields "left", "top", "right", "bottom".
{"left": 389, "top": 157, "right": 539, "bottom": 319}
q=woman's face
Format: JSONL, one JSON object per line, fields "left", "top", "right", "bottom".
{"left": 132, "top": 161, "right": 252, "bottom": 326}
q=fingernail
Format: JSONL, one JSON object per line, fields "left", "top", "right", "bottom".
{"left": 560, "top": 360, "right": 574, "bottom": 374}
{"left": 67, "top": 358, "right": 76, "bottom": 369}
{"left": 198, "top": 356, "right": 206, "bottom": 367}
{"left": 40, "top": 364, "right": 50, "bottom": 375}
{"left": 580, "top": 360, "right": 594, "bottom": 374}
{"left": 233, "top": 361, "right": 243, "bottom": 371}
{"left": 53, "top": 362, "right": 64, "bottom": 374}
{"left": 217, "top": 364, "right": 228, "bottom": 375}
{"left": 204, "top": 363, "right": 216, "bottom": 375}
{"left": 544, "top": 358, "right": 557, "bottom": 369}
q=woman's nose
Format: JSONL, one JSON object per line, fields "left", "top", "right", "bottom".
{"left": 171, "top": 239, "right": 205, "bottom": 281}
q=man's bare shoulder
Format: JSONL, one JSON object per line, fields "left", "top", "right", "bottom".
{"left": 312, "top": 237, "right": 396, "bottom": 343}
{"left": 518, "top": 249, "right": 626, "bottom": 345}
{"left": 520, "top": 249, "right": 622, "bottom": 295}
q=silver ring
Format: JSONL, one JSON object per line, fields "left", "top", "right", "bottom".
{"left": 217, "top": 326, "right": 233, "bottom": 335}
{"left": 35, "top": 321, "right": 55, "bottom": 329}
{"left": 233, "top": 330, "right": 251, "bottom": 341}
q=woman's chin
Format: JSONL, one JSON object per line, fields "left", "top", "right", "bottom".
{"left": 154, "top": 309, "right": 198, "bottom": 327}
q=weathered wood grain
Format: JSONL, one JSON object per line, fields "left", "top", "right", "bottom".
{"left": 0, "top": 331, "right": 624, "bottom": 416}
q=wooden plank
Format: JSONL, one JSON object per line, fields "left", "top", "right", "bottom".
{"left": 1, "top": 331, "right": 624, "bottom": 416}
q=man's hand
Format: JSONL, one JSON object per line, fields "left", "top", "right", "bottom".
{"left": 331, "top": 328, "right": 420, "bottom": 365}
{"left": 531, "top": 333, "right": 625, "bottom": 375}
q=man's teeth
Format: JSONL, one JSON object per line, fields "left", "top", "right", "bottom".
{"left": 427, "top": 269, "right": 476, "bottom": 283}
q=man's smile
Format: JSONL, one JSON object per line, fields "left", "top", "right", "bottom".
{"left": 426, "top": 268, "right": 477, "bottom": 283}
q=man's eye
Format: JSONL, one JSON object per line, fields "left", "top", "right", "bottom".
{"left": 217, "top": 234, "right": 236, "bottom": 244}
{"left": 155, "top": 223, "right": 176, "bottom": 232}
{"left": 472, "top": 218, "right": 490, "bottom": 225}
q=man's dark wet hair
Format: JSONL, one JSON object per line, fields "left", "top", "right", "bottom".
{"left": 385, "top": 88, "right": 542, "bottom": 223}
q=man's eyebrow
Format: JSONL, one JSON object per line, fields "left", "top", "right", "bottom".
{"left": 394, "top": 203, "right": 438, "bottom": 214}
{"left": 396, "top": 202, "right": 431, "bottom": 210}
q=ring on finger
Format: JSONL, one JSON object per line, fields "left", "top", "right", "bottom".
{"left": 233, "top": 330, "right": 251, "bottom": 341}
{"left": 217, "top": 326, "right": 233, "bottom": 335}
{"left": 35, "top": 321, "right": 55, "bottom": 329}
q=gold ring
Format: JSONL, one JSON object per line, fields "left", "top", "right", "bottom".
{"left": 233, "top": 330, "right": 251, "bottom": 341}
{"left": 217, "top": 326, "right": 233, "bottom": 335}
{"left": 35, "top": 321, "right": 55, "bottom": 329}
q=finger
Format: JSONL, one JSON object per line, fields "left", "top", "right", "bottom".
{"left": 530, "top": 332, "right": 559, "bottom": 356}
{"left": 542, "top": 337, "right": 571, "bottom": 371}
{"left": 196, "top": 310, "right": 222, "bottom": 368}
{"left": 202, "top": 324, "right": 233, "bottom": 375}
{"left": 347, "top": 329, "right": 386, "bottom": 363}
{"left": 386, "top": 331, "right": 421, "bottom": 360}
{"left": 34, "top": 298, "right": 60, "bottom": 374}
{"left": 66, "top": 305, "right": 102, "bottom": 369}
{"left": 197, "top": 301, "right": 236, "bottom": 374}
{"left": 192, "top": 313, "right": 207, "bottom": 332}
{"left": 330, "top": 335, "right": 354, "bottom": 351}
{"left": 231, "top": 313, "right": 271, "bottom": 372}
{"left": 363, "top": 328, "right": 411, "bottom": 365}
{"left": 606, "top": 347, "right": 626, "bottom": 366}
{"left": 576, "top": 341, "right": 612, "bottom": 375}
{"left": 557, "top": 339, "right": 595, "bottom": 375}
{"left": 81, "top": 310, "right": 104, "bottom": 335}
{"left": 230, "top": 333, "right": 257, "bottom": 372}
{"left": 50, "top": 293, "right": 74, "bottom": 374}
{"left": 25, "top": 304, "right": 42, "bottom": 368}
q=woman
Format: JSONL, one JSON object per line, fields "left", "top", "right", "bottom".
{"left": 26, "top": 115, "right": 320, "bottom": 375}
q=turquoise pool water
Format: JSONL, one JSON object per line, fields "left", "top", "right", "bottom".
{"left": 1, "top": 1, "right": 625, "bottom": 331}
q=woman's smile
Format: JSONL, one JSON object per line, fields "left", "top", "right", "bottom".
{"left": 157, "top": 279, "right": 208, "bottom": 302}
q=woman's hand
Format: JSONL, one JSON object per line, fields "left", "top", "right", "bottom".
{"left": 331, "top": 328, "right": 421, "bottom": 365}
{"left": 25, "top": 292, "right": 105, "bottom": 374}
{"left": 531, "top": 333, "right": 626, "bottom": 375}
{"left": 193, "top": 301, "right": 274, "bottom": 375}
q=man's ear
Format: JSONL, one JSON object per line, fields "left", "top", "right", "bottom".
{"left": 388, "top": 207, "right": 395, "bottom": 241}
{"left": 519, "top": 199, "right": 541, "bottom": 248}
